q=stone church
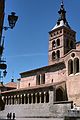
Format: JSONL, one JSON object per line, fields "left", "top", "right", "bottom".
{"left": 0, "top": 0, "right": 80, "bottom": 120}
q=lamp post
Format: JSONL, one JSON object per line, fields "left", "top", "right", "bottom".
{"left": 0, "top": 12, "right": 18, "bottom": 82}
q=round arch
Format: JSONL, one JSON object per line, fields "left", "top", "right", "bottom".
{"left": 56, "top": 87, "right": 64, "bottom": 101}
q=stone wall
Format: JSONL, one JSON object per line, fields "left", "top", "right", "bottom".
{"left": 64, "top": 50, "right": 80, "bottom": 106}
{"left": 19, "top": 62, "right": 66, "bottom": 89}
{"left": 0, "top": 102, "right": 72, "bottom": 120}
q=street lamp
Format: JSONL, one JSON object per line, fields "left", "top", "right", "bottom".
{"left": 3, "top": 12, "right": 18, "bottom": 30}
{"left": 0, "top": 12, "right": 18, "bottom": 81}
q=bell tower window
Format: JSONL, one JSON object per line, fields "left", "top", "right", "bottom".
{"left": 52, "top": 41, "right": 55, "bottom": 48}
{"left": 52, "top": 51, "right": 55, "bottom": 60}
{"left": 56, "top": 39, "right": 60, "bottom": 46}
{"left": 56, "top": 50, "right": 60, "bottom": 58}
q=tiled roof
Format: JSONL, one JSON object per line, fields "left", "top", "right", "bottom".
{"left": 1, "top": 81, "right": 66, "bottom": 94}
{"left": 20, "top": 61, "right": 65, "bottom": 76}
{"left": 4, "top": 82, "right": 17, "bottom": 88}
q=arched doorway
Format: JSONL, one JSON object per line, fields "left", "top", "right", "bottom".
{"left": 56, "top": 88, "right": 64, "bottom": 101}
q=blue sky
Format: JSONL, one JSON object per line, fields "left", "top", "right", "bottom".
{"left": 2, "top": 0, "right": 80, "bottom": 83}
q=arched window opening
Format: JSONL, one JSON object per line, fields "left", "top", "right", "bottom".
{"left": 28, "top": 83, "right": 30, "bottom": 87}
{"left": 46, "top": 92, "right": 49, "bottom": 103}
{"left": 56, "top": 50, "right": 60, "bottom": 59}
{"left": 56, "top": 39, "right": 60, "bottom": 46}
{"left": 52, "top": 41, "right": 55, "bottom": 48}
{"left": 52, "top": 51, "right": 55, "bottom": 60}
{"left": 74, "top": 58, "right": 79, "bottom": 74}
{"left": 25, "top": 94, "right": 28, "bottom": 104}
{"left": 33, "top": 93, "right": 35, "bottom": 104}
{"left": 36, "top": 75, "right": 40, "bottom": 85}
{"left": 68, "top": 59, "right": 73, "bottom": 75}
{"left": 12, "top": 96, "right": 14, "bottom": 105}
{"left": 37, "top": 93, "right": 40, "bottom": 103}
{"left": 29, "top": 94, "right": 31, "bottom": 104}
{"left": 56, "top": 88, "right": 64, "bottom": 101}
{"left": 41, "top": 92, "right": 44, "bottom": 103}
{"left": 10, "top": 96, "right": 11, "bottom": 105}
{"left": 22, "top": 94, "right": 24, "bottom": 104}
{"left": 41, "top": 74, "right": 45, "bottom": 84}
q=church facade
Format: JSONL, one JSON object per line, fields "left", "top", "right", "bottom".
{"left": 0, "top": 1, "right": 80, "bottom": 120}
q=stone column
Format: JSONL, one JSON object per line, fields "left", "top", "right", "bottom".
{"left": 14, "top": 95, "right": 16, "bottom": 104}
{"left": 20, "top": 95, "right": 22, "bottom": 104}
{"left": 10, "top": 96, "right": 13, "bottom": 105}
{"left": 6, "top": 96, "right": 8, "bottom": 105}
{"left": 49, "top": 90, "right": 54, "bottom": 104}
{"left": 25, "top": 94, "right": 28, "bottom": 104}
{"left": 35, "top": 93, "right": 37, "bottom": 103}
{"left": 17, "top": 95, "right": 19, "bottom": 104}
{"left": 39, "top": 92, "right": 41, "bottom": 103}
{"left": 18, "top": 95, "right": 21, "bottom": 104}
{"left": 44, "top": 92, "right": 46, "bottom": 103}
{"left": 8, "top": 96, "right": 10, "bottom": 105}
{"left": 24, "top": 94, "right": 26, "bottom": 104}
{"left": 5, "top": 96, "right": 7, "bottom": 105}
{"left": 27, "top": 94, "right": 29, "bottom": 104}
{"left": 31, "top": 93, "right": 33, "bottom": 104}
{"left": 12, "top": 95, "right": 14, "bottom": 105}
{"left": 2, "top": 96, "right": 4, "bottom": 102}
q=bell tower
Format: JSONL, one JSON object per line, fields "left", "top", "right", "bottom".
{"left": 48, "top": 1, "right": 76, "bottom": 65}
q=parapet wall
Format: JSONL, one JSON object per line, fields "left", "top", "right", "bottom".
{"left": 0, "top": 102, "right": 72, "bottom": 120}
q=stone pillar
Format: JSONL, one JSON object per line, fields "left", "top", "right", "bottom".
{"left": 39, "top": 92, "right": 41, "bottom": 103}
{"left": 18, "top": 95, "right": 21, "bottom": 104}
{"left": 10, "top": 96, "right": 13, "bottom": 105}
{"left": 2, "top": 96, "right": 4, "bottom": 102}
{"left": 31, "top": 93, "right": 33, "bottom": 104}
{"left": 17, "top": 95, "right": 19, "bottom": 104}
{"left": 8, "top": 96, "right": 10, "bottom": 105}
{"left": 12, "top": 95, "right": 14, "bottom": 105}
{"left": 49, "top": 90, "right": 54, "bottom": 104}
{"left": 44, "top": 92, "right": 46, "bottom": 103}
{"left": 35, "top": 93, "right": 37, "bottom": 103}
{"left": 20, "top": 95, "right": 22, "bottom": 104}
{"left": 25, "top": 94, "right": 28, "bottom": 104}
{"left": 6, "top": 96, "right": 8, "bottom": 105}
{"left": 5, "top": 96, "right": 7, "bottom": 105}
{"left": 24, "top": 94, "right": 26, "bottom": 104}
{"left": 54, "top": 87, "right": 56, "bottom": 102}
{"left": 14, "top": 95, "right": 16, "bottom": 104}
{"left": 27, "top": 94, "right": 29, "bottom": 104}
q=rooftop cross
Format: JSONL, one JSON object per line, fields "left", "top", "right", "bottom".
{"left": 61, "top": 0, "right": 64, "bottom": 5}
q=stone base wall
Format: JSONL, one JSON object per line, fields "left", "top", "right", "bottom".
{"left": 0, "top": 102, "right": 72, "bottom": 120}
